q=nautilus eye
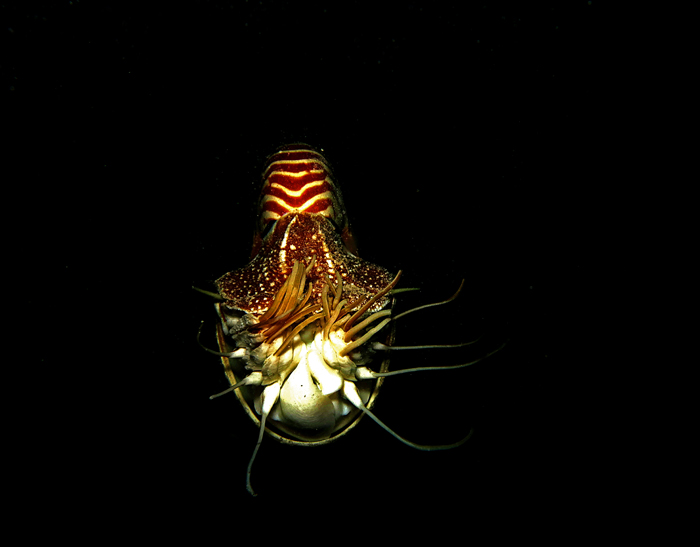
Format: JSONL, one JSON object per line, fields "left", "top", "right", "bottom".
{"left": 195, "top": 144, "right": 505, "bottom": 496}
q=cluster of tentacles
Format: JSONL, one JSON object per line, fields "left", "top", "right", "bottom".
{"left": 200, "top": 259, "right": 503, "bottom": 496}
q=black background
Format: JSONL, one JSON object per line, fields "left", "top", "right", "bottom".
{"left": 6, "top": 0, "right": 604, "bottom": 528}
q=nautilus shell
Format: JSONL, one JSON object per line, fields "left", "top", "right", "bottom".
{"left": 197, "top": 144, "right": 502, "bottom": 496}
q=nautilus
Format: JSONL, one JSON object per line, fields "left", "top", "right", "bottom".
{"left": 196, "top": 144, "right": 503, "bottom": 496}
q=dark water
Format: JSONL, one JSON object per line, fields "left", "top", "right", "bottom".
{"left": 10, "top": 1, "right": 601, "bottom": 526}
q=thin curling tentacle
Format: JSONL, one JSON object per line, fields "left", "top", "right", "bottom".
{"left": 367, "top": 341, "right": 507, "bottom": 377}
{"left": 392, "top": 279, "right": 465, "bottom": 322}
{"left": 342, "top": 382, "right": 473, "bottom": 450}
{"left": 372, "top": 338, "right": 481, "bottom": 351}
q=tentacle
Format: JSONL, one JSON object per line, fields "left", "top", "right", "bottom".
{"left": 360, "top": 341, "right": 507, "bottom": 377}
{"left": 372, "top": 338, "right": 481, "bottom": 351}
{"left": 391, "top": 279, "right": 464, "bottom": 322}
{"left": 342, "top": 382, "right": 472, "bottom": 451}
{"left": 246, "top": 382, "right": 281, "bottom": 496}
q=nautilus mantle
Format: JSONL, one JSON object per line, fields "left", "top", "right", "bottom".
{"left": 198, "top": 144, "right": 500, "bottom": 496}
